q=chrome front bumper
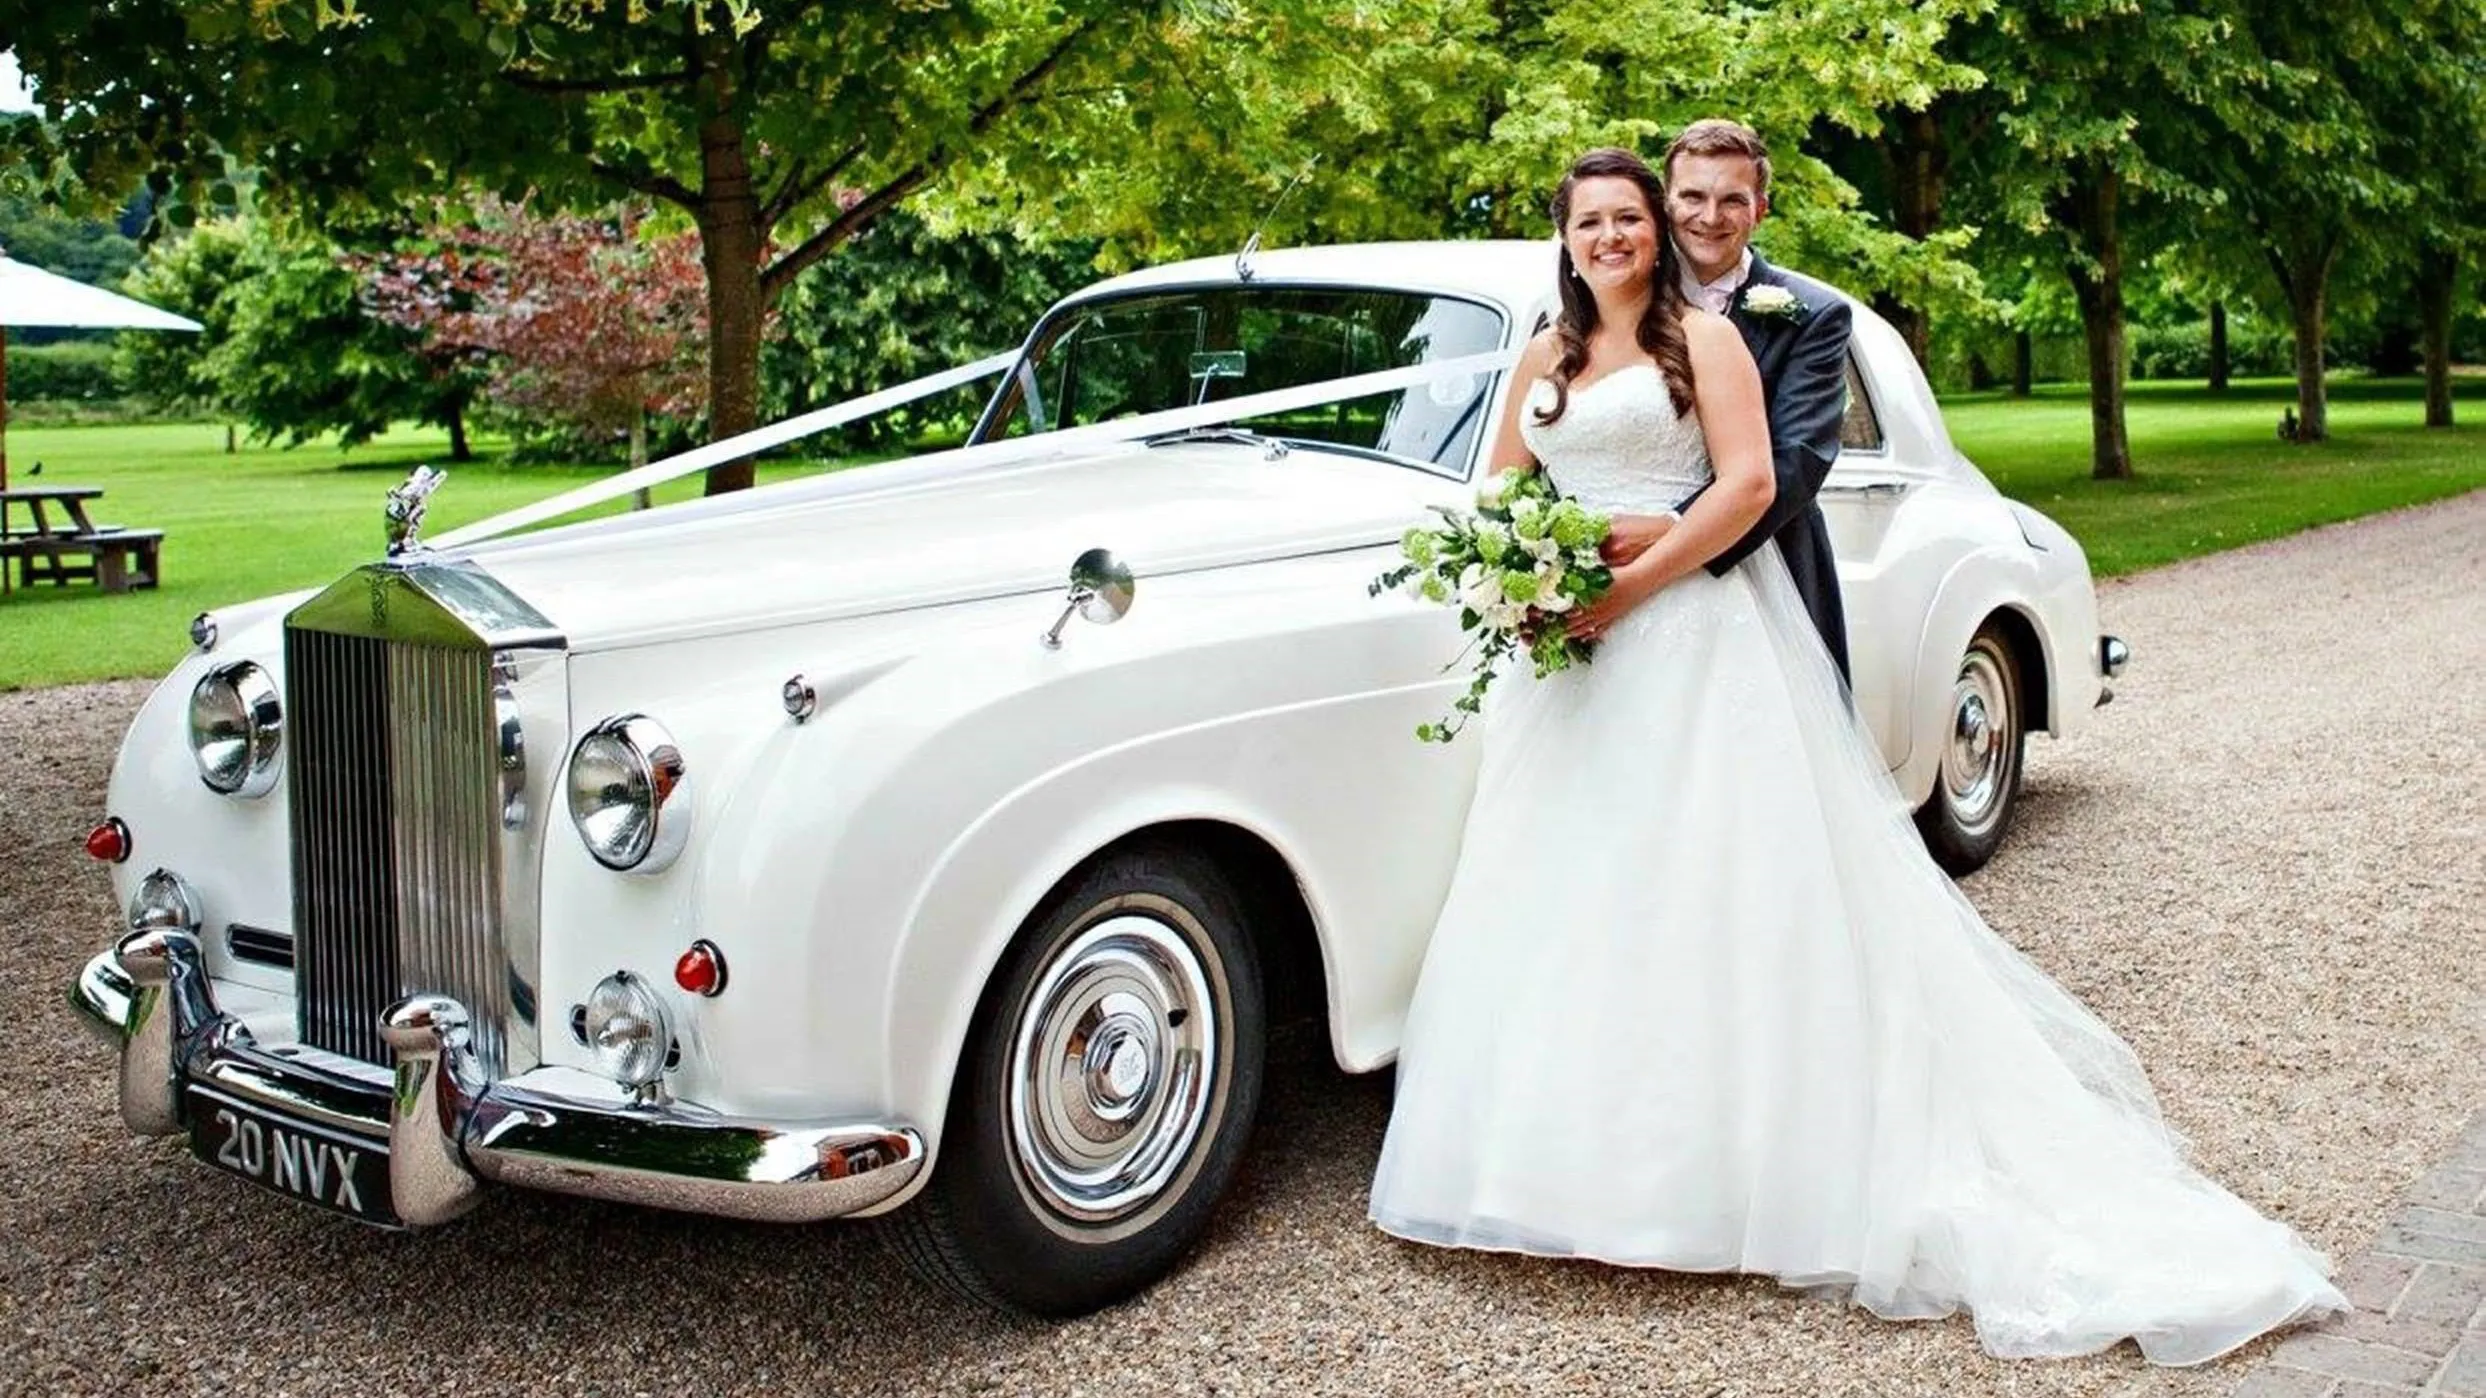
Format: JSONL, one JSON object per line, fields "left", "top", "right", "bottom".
{"left": 70, "top": 929, "right": 924, "bottom": 1227}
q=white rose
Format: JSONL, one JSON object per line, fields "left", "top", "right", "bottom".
{"left": 1741, "top": 285, "right": 1798, "bottom": 317}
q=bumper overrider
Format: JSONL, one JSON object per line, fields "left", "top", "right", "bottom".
{"left": 69, "top": 927, "right": 924, "bottom": 1228}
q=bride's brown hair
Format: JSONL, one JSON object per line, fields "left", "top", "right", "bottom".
{"left": 1537, "top": 147, "right": 1695, "bottom": 425}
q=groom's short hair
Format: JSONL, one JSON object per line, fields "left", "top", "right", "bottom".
{"left": 1665, "top": 120, "right": 1772, "bottom": 197}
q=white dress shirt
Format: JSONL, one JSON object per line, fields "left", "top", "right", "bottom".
{"left": 1678, "top": 246, "right": 1754, "bottom": 315}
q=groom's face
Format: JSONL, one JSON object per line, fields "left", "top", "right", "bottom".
{"left": 1665, "top": 154, "right": 1769, "bottom": 285}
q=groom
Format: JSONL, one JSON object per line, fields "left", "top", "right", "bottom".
{"left": 1606, "top": 119, "right": 1855, "bottom": 682}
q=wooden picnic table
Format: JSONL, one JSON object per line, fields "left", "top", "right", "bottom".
{"left": 0, "top": 485, "right": 164, "bottom": 594}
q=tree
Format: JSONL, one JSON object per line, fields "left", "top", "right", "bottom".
{"left": 1950, "top": 0, "right": 2277, "bottom": 479}
{"left": 0, "top": 0, "right": 1250, "bottom": 493}
{"left": 760, "top": 209, "right": 1097, "bottom": 449}
{"left": 2177, "top": 0, "right": 2402, "bottom": 443}
{"left": 115, "top": 217, "right": 483, "bottom": 455}
{"left": 2366, "top": 0, "right": 2486, "bottom": 428}
{"left": 366, "top": 197, "right": 708, "bottom": 471}
{"left": 7, "top": 0, "right": 1995, "bottom": 498}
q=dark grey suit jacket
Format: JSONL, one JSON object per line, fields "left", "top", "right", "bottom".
{"left": 1675, "top": 252, "right": 1854, "bottom": 684}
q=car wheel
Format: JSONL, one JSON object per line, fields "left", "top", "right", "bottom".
{"left": 882, "top": 842, "right": 1265, "bottom": 1316}
{"left": 1914, "top": 621, "right": 2025, "bottom": 875}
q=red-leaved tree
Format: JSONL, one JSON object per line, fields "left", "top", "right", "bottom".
{"left": 364, "top": 197, "right": 717, "bottom": 477}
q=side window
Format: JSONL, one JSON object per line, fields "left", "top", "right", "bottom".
{"left": 1839, "top": 356, "right": 1884, "bottom": 452}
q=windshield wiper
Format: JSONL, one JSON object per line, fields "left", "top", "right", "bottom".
{"left": 1140, "top": 425, "right": 1291, "bottom": 459}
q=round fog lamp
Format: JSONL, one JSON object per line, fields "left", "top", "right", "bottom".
{"left": 188, "top": 661, "right": 283, "bottom": 798}
{"left": 565, "top": 715, "right": 691, "bottom": 873}
{"left": 127, "top": 868, "right": 203, "bottom": 935}
{"left": 581, "top": 970, "right": 673, "bottom": 1089}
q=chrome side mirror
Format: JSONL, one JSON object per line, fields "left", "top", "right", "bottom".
{"left": 1041, "top": 548, "right": 1135, "bottom": 649}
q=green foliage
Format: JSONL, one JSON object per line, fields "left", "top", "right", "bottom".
{"left": 2126, "top": 318, "right": 2292, "bottom": 381}
{"left": 760, "top": 212, "right": 1100, "bottom": 446}
{"left": 955, "top": 0, "right": 1992, "bottom": 306}
{"left": 0, "top": 193, "right": 141, "bottom": 284}
{"left": 4, "top": 341, "right": 128, "bottom": 401}
{"left": 111, "top": 217, "right": 476, "bottom": 450}
{"left": 113, "top": 221, "right": 252, "bottom": 414}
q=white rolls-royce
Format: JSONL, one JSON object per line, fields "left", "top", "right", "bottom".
{"left": 67, "top": 240, "right": 2124, "bottom": 1316}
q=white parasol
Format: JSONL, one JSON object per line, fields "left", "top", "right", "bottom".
{"left": 0, "top": 250, "right": 203, "bottom": 489}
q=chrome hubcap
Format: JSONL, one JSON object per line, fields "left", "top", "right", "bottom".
{"left": 1941, "top": 649, "right": 2012, "bottom": 835}
{"left": 1008, "top": 912, "right": 1218, "bottom": 1223}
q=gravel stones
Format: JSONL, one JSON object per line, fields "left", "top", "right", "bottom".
{"left": 2, "top": 492, "right": 2479, "bottom": 1396}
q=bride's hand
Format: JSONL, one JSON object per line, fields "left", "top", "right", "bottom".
{"left": 1562, "top": 574, "right": 1652, "bottom": 643}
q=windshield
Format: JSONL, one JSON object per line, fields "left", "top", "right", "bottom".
{"left": 977, "top": 286, "right": 1507, "bottom": 474}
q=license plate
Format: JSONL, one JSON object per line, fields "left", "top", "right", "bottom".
{"left": 187, "top": 1086, "right": 400, "bottom": 1227}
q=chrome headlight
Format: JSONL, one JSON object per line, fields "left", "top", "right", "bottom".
{"left": 565, "top": 715, "right": 691, "bottom": 874}
{"left": 582, "top": 971, "right": 673, "bottom": 1091}
{"left": 187, "top": 661, "right": 283, "bottom": 798}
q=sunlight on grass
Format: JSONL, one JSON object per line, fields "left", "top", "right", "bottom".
{"left": 1943, "top": 378, "right": 2486, "bottom": 576}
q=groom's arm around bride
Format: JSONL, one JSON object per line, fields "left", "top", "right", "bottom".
{"left": 1605, "top": 118, "right": 1857, "bottom": 681}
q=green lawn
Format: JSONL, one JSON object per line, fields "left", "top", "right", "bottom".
{"left": 1943, "top": 377, "right": 2486, "bottom": 577}
{"left": 3, "top": 377, "right": 2482, "bottom": 690}
{"left": 0, "top": 423, "right": 847, "bottom": 690}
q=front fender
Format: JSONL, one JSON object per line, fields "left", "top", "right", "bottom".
{"left": 664, "top": 552, "right": 1473, "bottom": 1180}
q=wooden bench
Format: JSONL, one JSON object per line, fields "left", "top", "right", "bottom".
{"left": 0, "top": 527, "right": 164, "bottom": 592}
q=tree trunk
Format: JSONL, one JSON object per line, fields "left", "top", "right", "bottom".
{"left": 2054, "top": 166, "right": 2133, "bottom": 480}
{"left": 631, "top": 408, "right": 653, "bottom": 511}
{"left": 2271, "top": 241, "right": 2337, "bottom": 443}
{"left": 448, "top": 404, "right": 472, "bottom": 462}
{"left": 1874, "top": 107, "right": 1948, "bottom": 370}
{"left": 695, "top": 103, "right": 767, "bottom": 496}
{"left": 1873, "top": 294, "right": 1928, "bottom": 369}
{"left": 2207, "top": 301, "right": 2229, "bottom": 392}
{"left": 2418, "top": 247, "right": 2457, "bottom": 429}
{"left": 2012, "top": 329, "right": 2032, "bottom": 398}
{"left": 226, "top": 423, "right": 237, "bottom": 455}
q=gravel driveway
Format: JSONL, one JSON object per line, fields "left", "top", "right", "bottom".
{"left": 4, "top": 491, "right": 2480, "bottom": 1398}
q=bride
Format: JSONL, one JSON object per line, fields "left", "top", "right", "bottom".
{"left": 1366, "top": 147, "right": 2348, "bottom": 1364}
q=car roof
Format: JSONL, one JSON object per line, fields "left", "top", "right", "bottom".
{"left": 1045, "top": 238, "right": 1967, "bottom": 478}
{"left": 1056, "top": 240, "right": 1563, "bottom": 320}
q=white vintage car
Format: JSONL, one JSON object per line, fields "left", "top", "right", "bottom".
{"left": 69, "top": 240, "right": 2125, "bottom": 1315}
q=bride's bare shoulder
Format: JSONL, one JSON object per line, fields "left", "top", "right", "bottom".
{"left": 1519, "top": 328, "right": 1562, "bottom": 375}
{"left": 1679, "top": 309, "right": 1751, "bottom": 364}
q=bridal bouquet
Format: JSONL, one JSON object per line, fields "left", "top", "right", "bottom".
{"left": 1369, "top": 468, "right": 1613, "bottom": 742}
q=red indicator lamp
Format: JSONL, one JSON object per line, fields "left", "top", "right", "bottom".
{"left": 85, "top": 818, "right": 132, "bottom": 864}
{"left": 674, "top": 939, "right": 727, "bottom": 997}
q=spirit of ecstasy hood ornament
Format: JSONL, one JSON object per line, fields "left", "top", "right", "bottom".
{"left": 385, "top": 466, "right": 447, "bottom": 557}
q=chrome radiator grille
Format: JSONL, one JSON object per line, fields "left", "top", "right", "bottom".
{"left": 286, "top": 628, "right": 510, "bottom": 1074}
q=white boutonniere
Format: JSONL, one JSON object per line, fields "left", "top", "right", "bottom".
{"left": 1738, "top": 284, "right": 1806, "bottom": 322}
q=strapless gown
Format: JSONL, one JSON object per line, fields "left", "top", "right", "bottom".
{"left": 1367, "top": 365, "right": 2347, "bottom": 1364}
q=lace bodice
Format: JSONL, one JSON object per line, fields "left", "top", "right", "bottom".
{"left": 1515, "top": 364, "right": 1711, "bottom": 515}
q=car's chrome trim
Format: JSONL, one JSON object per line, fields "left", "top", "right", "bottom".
{"left": 2100, "top": 634, "right": 2131, "bottom": 679}
{"left": 69, "top": 937, "right": 925, "bottom": 1226}
{"left": 285, "top": 560, "right": 566, "bottom": 1078}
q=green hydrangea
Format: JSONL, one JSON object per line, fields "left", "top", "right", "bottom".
{"left": 1402, "top": 526, "right": 1439, "bottom": 566}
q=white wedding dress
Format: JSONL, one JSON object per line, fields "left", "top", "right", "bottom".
{"left": 1367, "top": 365, "right": 2347, "bottom": 1364}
